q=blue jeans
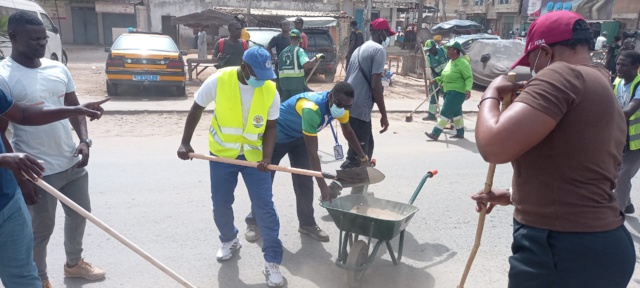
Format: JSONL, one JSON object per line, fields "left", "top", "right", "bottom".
{"left": 209, "top": 155, "right": 283, "bottom": 264}
{"left": 0, "top": 190, "right": 41, "bottom": 287}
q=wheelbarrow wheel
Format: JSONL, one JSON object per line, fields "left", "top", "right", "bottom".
{"left": 346, "top": 240, "right": 369, "bottom": 287}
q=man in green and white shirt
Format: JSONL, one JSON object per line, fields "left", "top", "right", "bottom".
{"left": 423, "top": 39, "right": 448, "bottom": 120}
{"left": 278, "top": 29, "right": 323, "bottom": 101}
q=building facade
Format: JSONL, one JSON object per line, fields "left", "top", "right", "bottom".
{"left": 38, "top": 0, "right": 146, "bottom": 45}
{"left": 457, "top": 0, "right": 523, "bottom": 38}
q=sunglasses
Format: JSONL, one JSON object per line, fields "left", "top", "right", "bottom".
{"left": 333, "top": 97, "right": 352, "bottom": 109}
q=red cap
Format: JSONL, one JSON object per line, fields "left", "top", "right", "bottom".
{"left": 511, "top": 11, "right": 587, "bottom": 69}
{"left": 371, "top": 18, "right": 397, "bottom": 36}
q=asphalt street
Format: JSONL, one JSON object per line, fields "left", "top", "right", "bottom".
{"left": 5, "top": 114, "right": 640, "bottom": 288}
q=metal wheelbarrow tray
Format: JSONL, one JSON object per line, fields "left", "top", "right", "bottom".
{"left": 321, "top": 170, "right": 438, "bottom": 287}
{"left": 323, "top": 194, "right": 418, "bottom": 241}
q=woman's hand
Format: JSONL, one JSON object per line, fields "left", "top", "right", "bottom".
{"left": 465, "top": 91, "right": 471, "bottom": 100}
{"left": 470, "top": 188, "right": 512, "bottom": 214}
{"left": 486, "top": 76, "right": 526, "bottom": 101}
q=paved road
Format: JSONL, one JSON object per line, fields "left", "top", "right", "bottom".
{"left": 6, "top": 115, "right": 640, "bottom": 288}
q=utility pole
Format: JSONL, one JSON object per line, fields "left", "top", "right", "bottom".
{"left": 364, "top": 0, "right": 371, "bottom": 40}
{"left": 53, "top": 0, "right": 62, "bottom": 36}
{"left": 442, "top": 0, "right": 447, "bottom": 22}
{"left": 417, "top": 0, "right": 424, "bottom": 32}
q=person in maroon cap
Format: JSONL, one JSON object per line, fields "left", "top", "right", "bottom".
{"left": 339, "top": 19, "right": 395, "bottom": 194}
{"left": 471, "top": 11, "right": 634, "bottom": 287}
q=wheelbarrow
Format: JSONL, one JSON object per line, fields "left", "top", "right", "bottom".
{"left": 321, "top": 170, "right": 438, "bottom": 287}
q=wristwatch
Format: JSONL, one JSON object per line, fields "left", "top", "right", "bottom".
{"left": 80, "top": 138, "right": 92, "bottom": 147}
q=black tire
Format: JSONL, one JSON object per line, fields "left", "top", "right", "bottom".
{"left": 62, "top": 49, "right": 68, "bottom": 66}
{"left": 346, "top": 240, "right": 368, "bottom": 287}
{"left": 324, "top": 72, "right": 336, "bottom": 83}
{"left": 106, "top": 81, "right": 118, "bottom": 96}
{"left": 175, "top": 85, "right": 186, "bottom": 96}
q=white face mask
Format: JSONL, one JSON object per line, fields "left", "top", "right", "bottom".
{"left": 531, "top": 49, "right": 551, "bottom": 77}
{"left": 382, "top": 37, "right": 390, "bottom": 48}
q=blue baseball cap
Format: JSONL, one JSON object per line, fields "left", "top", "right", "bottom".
{"left": 242, "top": 47, "right": 276, "bottom": 80}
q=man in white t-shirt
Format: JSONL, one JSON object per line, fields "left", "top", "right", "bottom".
{"left": 595, "top": 31, "right": 608, "bottom": 50}
{"left": 177, "top": 47, "right": 285, "bottom": 287}
{"left": 0, "top": 11, "right": 105, "bottom": 288}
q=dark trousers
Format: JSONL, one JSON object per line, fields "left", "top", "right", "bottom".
{"left": 341, "top": 117, "right": 374, "bottom": 169}
{"left": 246, "top": 138, "right": 316, "bottom": 227}
{"left": 508, "top": 219, "right": 635, "bottom": 288}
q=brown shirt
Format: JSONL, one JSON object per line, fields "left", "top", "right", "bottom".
{"left": 512, "top": 62, "right": 625, "bottom": 232}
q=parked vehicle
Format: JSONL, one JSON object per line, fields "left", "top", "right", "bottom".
{"left": 304, "top": 28, "right": 338, "bottom": 82}
{"left": 104, "top": 32, "right": 187, "bottom": 96}
{"left": 445, "top": 33, "right": 501, "bottom": 51}
{"left": 0, "top": 0, "right": 64, "bottom": 63}
{"left": 466, "top": 39, "right": 531, "bottom": 87}
{"left": 246, "top": 27, "right": 338, "bottom": 82}
{"left": 245, "top": 27, "right": 281, "bottom": 50}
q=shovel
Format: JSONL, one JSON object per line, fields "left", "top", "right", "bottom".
{"left": 189, "top": 153, "right": 385, "bottom": 187}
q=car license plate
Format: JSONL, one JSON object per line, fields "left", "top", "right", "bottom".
{"left": 133, "top": 75, "right": 159, "bottom": 81}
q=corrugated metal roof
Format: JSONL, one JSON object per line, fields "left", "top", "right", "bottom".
{"left": 211, "top": 6, "right": 342, "bottom": 17}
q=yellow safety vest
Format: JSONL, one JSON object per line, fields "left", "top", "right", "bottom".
{"left": 209, "top": 67, "right": 276, "bottom": 161}
{"left": 614, "top": 75, "right": 640, "bottom": 150}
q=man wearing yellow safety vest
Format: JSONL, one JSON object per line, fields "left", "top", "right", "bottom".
{"left": 613, "top": 50, "right": 640, "bottom": 215}
{"left": 177, "top": 47, "right": 284, "bottom": 287}
{"left": 278, "top": 29, "right": 324, "bottom": 101}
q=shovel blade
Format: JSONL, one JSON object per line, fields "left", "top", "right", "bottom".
{"left": 335, "top": 167, "right": 385, "bottom": 187}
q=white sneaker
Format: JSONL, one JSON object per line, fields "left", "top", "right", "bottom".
{"left": 262, "top": 262, "right": 284, "bottom": 287}
{"left": 216, "top": 238, "right": 241, "bottom": 261}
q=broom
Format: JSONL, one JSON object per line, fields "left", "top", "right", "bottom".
{"left": 457, "top": 72, "right": 516, "bottom": 288}
{"left": 405, "top": 45, "right": 436, "bottom": 123}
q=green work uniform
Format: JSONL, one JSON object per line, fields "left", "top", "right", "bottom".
{"left": 278, "top": 45, "right": 310, "bottom": 101}
{"left": 426, "top": 46, "right": 449, "bottom": 118}
{"left": 430, "top": 57, "right": 473, "bottom": 138}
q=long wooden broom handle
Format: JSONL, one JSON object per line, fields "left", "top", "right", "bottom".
{"left": 458, "top": 72, "right": 516, "bottom": 288}
{"left": 25, "top": 173, "right": 197, "bottom": 288}
{"left": 188, "top": 153, "right": 329, "bottom": 179}
{"left": 410, "top": 85, "right": 442, "bottom": 115}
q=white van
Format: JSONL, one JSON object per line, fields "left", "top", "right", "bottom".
{"left": 0, "top": 0, "right": 65, "bottom": 64}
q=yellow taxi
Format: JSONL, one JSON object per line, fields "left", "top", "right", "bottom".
{"left": 104, "top": 32, "right": 187, "bottom": 96}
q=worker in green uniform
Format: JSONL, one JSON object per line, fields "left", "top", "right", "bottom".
{"left": 425, "top": 41, "right": 473, "bottom": 140}
{"left": 278, "top": 29, "right": 324, "bottom": 101}
{"left": 423, "top": 39, "right": 448, "bottom": 121}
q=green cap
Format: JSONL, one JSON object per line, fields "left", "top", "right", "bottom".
{"left": 290, "top": 29, "right": 301, "bottom": 38}
{"left": 444, "top": 41, "right": 463, "bottom": 52}
{"left": 424, "top": 39, "right": 436, "bottom": 50}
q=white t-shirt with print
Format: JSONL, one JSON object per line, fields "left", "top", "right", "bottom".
{"left": 0, "top": 58, "right": 79, "bottom": 175}
{"left": 195, "top": 71, "right": 280, "bottom": 124}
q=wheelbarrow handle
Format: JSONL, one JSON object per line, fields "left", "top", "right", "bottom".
{"left": 408, "top": 170, "right": 438, "bottom": 205}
